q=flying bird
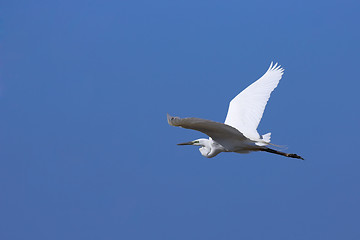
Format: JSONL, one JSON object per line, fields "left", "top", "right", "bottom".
{"left": 167, "top": 62, "right": 304, "bottom": 160}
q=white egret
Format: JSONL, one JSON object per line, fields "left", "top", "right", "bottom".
{"left": 167, "top": 62, "right": 304, "bottom": 160}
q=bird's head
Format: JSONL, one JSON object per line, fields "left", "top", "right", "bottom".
{"left": 177, "top": 138, "right": 207, "bottom": 146}
{"left": 177, "top": 138, "right": 212, "bottom": 157}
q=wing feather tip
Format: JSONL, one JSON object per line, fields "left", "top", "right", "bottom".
{"left": 268, "top": 62, "right": 273, "bottom": 71}
{"left": 167, "top": 113, "right": 177, "bottom": 126}
{"left": 268, "top": 62, "right": 285, "bottom": 74}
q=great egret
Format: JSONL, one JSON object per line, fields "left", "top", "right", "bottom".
{"left": 167, "top": 62, "right": 304, "bottom": 160}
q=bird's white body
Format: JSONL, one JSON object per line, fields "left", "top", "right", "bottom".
{"left": 192, "top": 138, "right": 257, "bottom": 158}
{"left": 168, "top": 62, "right": 303, "bottom": 160}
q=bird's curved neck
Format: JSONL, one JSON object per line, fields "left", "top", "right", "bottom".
{"left": 199, "top": 139, "right": 224, "bottom": 158}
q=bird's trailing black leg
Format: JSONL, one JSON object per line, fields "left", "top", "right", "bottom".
{"left": 261, "top": 147, "right": 304, "bottom": 160}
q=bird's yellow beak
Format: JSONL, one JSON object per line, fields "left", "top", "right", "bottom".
{"left": 177, "top": 141, "right": 194, "bottom": 145}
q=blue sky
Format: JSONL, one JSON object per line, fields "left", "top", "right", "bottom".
{"left": 1, "top": 0, "right": 360, "bottom": 239}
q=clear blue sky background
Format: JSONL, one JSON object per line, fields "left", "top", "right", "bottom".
{"left": 1, "top": 0, "right": 360, "bottom": 239}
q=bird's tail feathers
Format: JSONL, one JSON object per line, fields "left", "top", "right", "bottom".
{"left": 255, "top": 133, "right": 287, "bottom": 149}
{"left": 262, "top": 132, "right": 271, "bottom": 143}
{"left": 255, "top": 132, "right": 271, "bottom": 146}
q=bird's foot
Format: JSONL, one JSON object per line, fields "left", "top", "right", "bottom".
{"left": 287, "top": 153, "right": 304, "bottom": 160}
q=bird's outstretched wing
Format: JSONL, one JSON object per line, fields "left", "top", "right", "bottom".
{"left": 224, "top": 62, "right": 284, "bottom": 141}
{"left": 167, "top": 114, "right": 250, "bottom": 150}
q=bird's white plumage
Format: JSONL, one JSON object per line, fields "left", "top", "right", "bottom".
{"left": 167, "top": 62, "right": 304, "bottom": 160}
{"left": 224, "top": 62, "right": 284, "bottom": 143}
